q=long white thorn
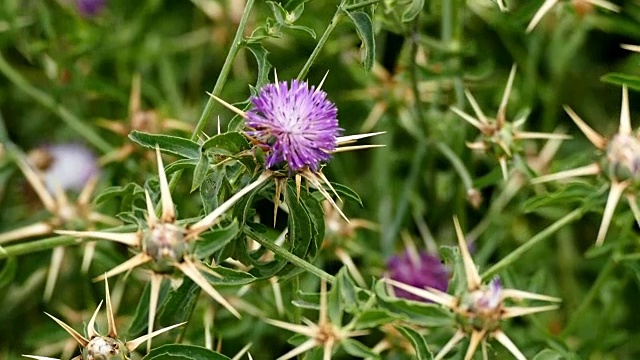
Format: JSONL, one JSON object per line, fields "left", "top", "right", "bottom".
{"left": 531, "top": 163, "right": 600, "bottom": 184}
{"left": 87, "top": 300, "right": 104, "bottom": 339}
{"left": 619, "top": 85, "right": 631, "bottom": 135}
{"left": 434, "top": 330, "right": 466, "bottom": 360}
{"left": 492, "top": 330, "right": 526, "bottom": 360}
{"left": 526, "top": 0, "right": 558, "bottom": 33}
{"left": 155, "top": 146, "right": 175, "bottom": 222}
{"left": 464, "top": 90, "right": 489, "bottom": 125}
{"left": 147, "top": 273, "right": 163, "bottom": 352}
{"left": 596, "top": 181, "right": 629, "bottom": 246}
{"left": 0, "top": 222, "right": 52, "bottom": 244}
{"left": 125, "top": 322, "right": 186, "bottom": 352}
{"left": 207, "top": 93, "right": 248, "bottom": 119}
{"left": 453, "top": 216, "right": 481, "bottom": 290}
{"left": 564, "top": 105, "right": 607, "bottom": 149}
{"left": 44, "top": 247, "right": 65, "bottom": 302}
{"left": 497, "top": 65, "right": 517, "bottom": 127}
{"left": 94, "top": 253, "right": 152, "bottom": 281}
{"left": 44, "top": 312, "right": 89, "bottom": 347}
{"left": 55, "top": 230, "right": 140, "bottom": 248}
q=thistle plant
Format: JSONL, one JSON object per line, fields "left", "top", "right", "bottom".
{"left": 450, "top": 66, "right": 569, "bottom": 179}
{"left": 3, "top": 0, "right": 640, "bottom": 359}
{"left": 385, "top": 218, "right": 561, "bottom": 360}
{"left": 24, "top": 279, "right": 184, "bottom": 360}
{"left": 533, "top": 85, "right": 639, "bottom": 246}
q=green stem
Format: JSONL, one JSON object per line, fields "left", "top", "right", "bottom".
{"left": 435, "top": 141, "right": 473, "bottom": 191}
{"left": 243, "top": 225, "right": 335, "bottom": 283}
{"left": 480, "top": 208, "right": 585, "bottom": 280}
{"left": 0, "top": 52, "right": 113, "bottom": 154}
{"left": 296, "top": 7, "right": 345, "bottom": 80}
{"left": 190, "top": 0, "right": 256, "bottom": 140}
{"left": 561, "top": 258, "right": 616, "bottom": 337}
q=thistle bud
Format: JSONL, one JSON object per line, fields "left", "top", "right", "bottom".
{"left": 143, "top": 223, "right": 189, "bottom": 273}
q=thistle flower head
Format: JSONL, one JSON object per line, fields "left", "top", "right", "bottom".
{"left": 142, "top": 223, "right": 189, "bottom": 273}
{"left": 450, "top": 66, "right": 569, "bottom": 179}
{"left": 385, "top": 217, "right": 561, "bottom": 360}
{"left": 533, "top": 85, "right": 640, "bottom": 246}
{"left": 386, "top": 249, "right": 449, "bottom": 301}
{"left": 24, "top": 278, "right": 185, "bottom": 360}
{"left": 246, "top": 78, "right": 341, "bottom": 172}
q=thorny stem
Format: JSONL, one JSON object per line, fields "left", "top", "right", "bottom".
{"left": 561, "top": 258, "right": 616, "bottom": 337}
{"left": 191, "top": 0, "right": 256, "bottom": 140}
{"left": 0, "top": 52, "right": 113, "bottom": 154}
{"left": 296, "top": 4, "right": 345, "bottom": 80}
{"left": 481, "top": 207, "right": 585, "bottom": 280}
{"left": 242, "top": 225, "right": 335, "bottom": 283}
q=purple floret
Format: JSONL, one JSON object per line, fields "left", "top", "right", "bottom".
{"left": 387, "top": 249, "right": 450, "bottom": 301}
{"left": 246, "top": 79, "right": 342, "bottom": 172}
{"left": 77, "top": 0, "right": 106, "bottom": 17}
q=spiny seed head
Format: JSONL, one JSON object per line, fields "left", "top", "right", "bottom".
{"left": 246, "top": 79, "right": 342, "bottom": 172}
{"left": 85, "top": 336, "right": 128, "bottom": 360}
{"left": 143, "top": 223, "right": 188, "bottom": 272}
{"left": 460, "top": 278, "right": 503, "bottom": 327}
{"left": 604, "top": 133, "right": 640, "bottom": 183}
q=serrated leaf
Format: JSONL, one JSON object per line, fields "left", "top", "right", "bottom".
{"left": 402, "top": 0, "right": 425, "bottom": 22}
{"left": 194, "top": 220, "right": 240, "bottom": 259}
{"left": 601, "top": 73, "right": 640, "bottom": 91}
{"left": 344, "top": 10, "right": 375, "bottom": 71}
{"left": 395, "top": 326, "right": 433, "bottom": 360}
{"left": 142, "top": 344, "right": 231, "bottom": 360}
{"left": 129, "top": 130, "right": 200, "bottom": 159}
{"left": 202, "top": 132, "right": 251, "bottom": 156}
{"left": 245, "top": 40, "right": 273, "bottom": 89}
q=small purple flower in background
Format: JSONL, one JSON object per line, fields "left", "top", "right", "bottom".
{"left": 76, "top": 0, "right": 107, "bottom": 17}
{"left": 28, "top": 143, "right": 99, "bottom": 193}
{"left": 386, "top": 249, "right": 449, "bottom": 301}
{"left": 246, "top": 79, "right": 342, "bottom": 172}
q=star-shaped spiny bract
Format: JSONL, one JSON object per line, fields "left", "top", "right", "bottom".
{"left": 23, "top": 278, "right": 184, "bottom": 360}
{"left": 208, "top": 72, "right": 383, "bottom": 222}
{"left": 57, "top": 146, "right": 271, "bottom": 351}
{"left": 450, "top": 65, "right": 569, "bottom": 180}
{"left": 526, "top": 0, "right": 619, "bottom": 33}
{"left": 0, "top": 143, "right": 119, "bottom": 301}
{"left": 264, "top": 279, "right": 368, "bottom": 360}
{"left": 98, "top": 74, "right": 192, "bottom": 165}
{"left": 533, "top": 85, "right": 640, "bottom": 246}
{"left": 385, "top": 217, "right": 561, "bottom": 360}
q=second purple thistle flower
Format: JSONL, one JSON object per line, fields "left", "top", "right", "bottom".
{"left": 246, "top": 79, "right": 342, "bottom": 172}
{"left": 387, "top": 249, "right": 450, "bottom": 301}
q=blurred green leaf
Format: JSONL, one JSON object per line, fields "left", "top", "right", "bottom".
{"left": 601, "top": 73, "right": 640, "bottom": 91}
{"left": 128, "top": 279, "right": 172, "bottom": 337}
{"left": 341, "top": 338, "right": 379, "bottom": 358}
{"left": 395, "top": 326, "right": 433, "bottom": 360}
{"left": 156, "top": 278, "right": 200, "bottom": 329}
{"left": 142, "top": 344, "right": 230, "bottom": 360}
{"left": 402, "top": 0, "right": 425, "bottom": 22}
{"left": 0, "top": 255, "right": 16, "bottom": 289}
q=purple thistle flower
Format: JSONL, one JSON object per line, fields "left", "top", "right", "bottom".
{"left": 387, "top": 249, "right": 449, "bottom": 301}
{"left": 76, "top": 0, "right": 107, "bottom": 17}
{"left": 246, "top": 79, "right": 342, "bottom": 172}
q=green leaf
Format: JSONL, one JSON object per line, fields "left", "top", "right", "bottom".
{"left": 373, "top": 280, "right": 453, "bottom": 326}
{"left": 267, "top": 1, "right": 288, "bottom": 25}
{"left": 157, "top": 278, "right": 200, "bottom": 329}
{"left": 438, "top": 245, "right": 466, "bottom": 296}
{"left": 344, "top": 10, "right": 375, "bottom": 71}
{"left": 395, "top": 326, "right": 433, "bottom": 360}
{"left": 354, "top": 309, "right": 397, "bottom": 329}
{"left": 164, "top": 158, "right": 200, "bottom": 174}
{"left": 128, "top": 279, "right": 172, "bottom": 337}
{"left": 0, "top": 254, "right": 16, "bottom": 289}
{"left": 601, "top": 73, "right": 640, "bottom": 91}
{"left": 245, "top": 40, "right": 273, "bottom": 89}
{"left": 129, "top": 130, "right": 200, "bottom": 159}
{"left": 402, "top": 0, "right": 425, "bottom": 22}
{"left": 94, "top": 182, "right": 145, "bottom": 205}
{"left": 533, "top": 349, "right": 580, "bottom": 360}
{"left": 202, "top": 132, "right": 251, "bottom": 156}
{"left": 197, "top": 263, "right": 257, "bottom": 286}
{"left": 194, "top": 220, "right": 240, "bottom": 259}
{"left": 341, "top": 338, "right": 379, "bottom": 358}
{"left": 142, "top": 344, "right": 231, "bottom": 360}
{"left": 191, "top": 152, "right": 210, "bottom": 192}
